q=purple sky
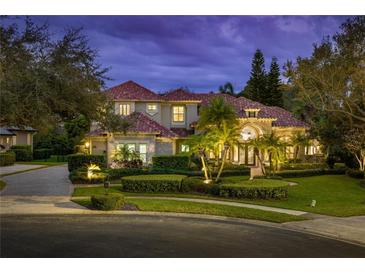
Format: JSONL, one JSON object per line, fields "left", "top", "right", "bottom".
{"left": 13, "top": 16, "right": 352, "bottom": 92}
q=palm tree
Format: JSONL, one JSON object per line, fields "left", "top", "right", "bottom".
{"left": 186, "top": 134, "right": 215, "bottom": 182}
{"left": 249, "top": 133, "right": 287, "bottom": 177}
{"left": 290, "top": 132, "right": 310, "bottom": 162}
{"left": 207, "top": 121, "right": 241, "bottom": 182}
{"left": 197, "top": 96, "right": 237, "bottom": 130}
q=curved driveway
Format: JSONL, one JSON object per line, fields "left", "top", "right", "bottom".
{"left": 2, "top": 214, "right": 365, "bottom": 257}
{"left": 1, "top": 165, "right": 72, "bottom": 196}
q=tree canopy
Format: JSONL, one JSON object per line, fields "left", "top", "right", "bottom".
{"left": 0, "top": 17, "right": 108, "bottom": 132}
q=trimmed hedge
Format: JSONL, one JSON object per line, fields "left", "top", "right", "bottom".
{"left": 281, "top": 163, "right": 326, "bottom": 170}
{"left": 0, "top": 152, "right": 16, "bottom": 166}
{"left": 68, "top": 154, "right": 106, "bottom": 172}
{"left": 105, "top": 168, "right": 147, "bottom": 180}
{"left": 152, "top": 155, "right": 189, "bottom": 170}
{"left": 275, "top": 168, "right": 346, "bottom": 178}
{"left": 11, "top": 148, "right": 33, "bottom": 161}
{"left": 220, "top": 180, "right": 289, "bottom": 200}
{"left": 151, "top": 168, "right": 250, "bottom": 177}
{"left": 180, "top": 177, "right": 220, "bottom": 195}
{"left": 33, "top": 148, "right": 53, "bottom": 160}
{"left": 69, "top": 170, "right": 108, "bottom": 184}
{"left": 10, "top": 145, "right": 31, "bottom": 151}
{"left": 91, "top": 194, "right": 125, "bottom": 210}
{"left": 346, "top": 169, "right": 365, "bottom": 179}
{"left": 121, "top": 174, "right": 186, "bottom": 192}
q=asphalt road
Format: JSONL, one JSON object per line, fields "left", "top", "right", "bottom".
{"left": 1, "top": 215, "right": 365, "bottom": 258}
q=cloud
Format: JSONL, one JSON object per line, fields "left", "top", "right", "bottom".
{"left": 10, "top": 15, "right": 352, "bottom": 92}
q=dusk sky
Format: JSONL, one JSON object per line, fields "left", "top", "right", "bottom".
{"left": 16, "top": 16, "right": 352, "bottom": 92}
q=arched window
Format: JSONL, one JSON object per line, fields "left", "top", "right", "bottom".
{"left": 241, "top": 126, "right": 257, "bottom": 141}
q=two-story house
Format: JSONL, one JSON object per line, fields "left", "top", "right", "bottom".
{"left": 86, "top": 80, "right": 321, "bottom": 166}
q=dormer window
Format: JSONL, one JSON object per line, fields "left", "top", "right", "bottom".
{"left": 120, "top": 103, "right": 131, "bottom": 116}
{"left": 172, "top": 106, "right": 185, "bottom": 123}
{"left": 146, "top": 103, "right": 158, "bottom": 116}
{"left": 245, "top": 109, "right": 260, "bottom": 118}
{"left": 248, "top": 111, "right": 257, "bottom": 118}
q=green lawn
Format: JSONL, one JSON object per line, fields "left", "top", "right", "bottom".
{"left": 238, "top": 175, "right": 365, "bottom": 217}
{"left": 72, "top": 197, "right": 307, "bottom": 223}
{"left": 72, "top": 175, "right": 365, "bottom": 217}
{"left": 0, "top": 180, "right": 6, "bottom": 191}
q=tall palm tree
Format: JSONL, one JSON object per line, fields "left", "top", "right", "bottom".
{"left": 197, "top": 96, "right": 237, "bottom": 130}
{"left": 207, "top": 121, "right": 241, "bottom": 182}
{"left": 290, "top": 132, "right": 310, "bottom": 162}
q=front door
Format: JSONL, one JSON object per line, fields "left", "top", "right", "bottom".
{"left": 238, "top": 144, "right": 256, "bottom": 166}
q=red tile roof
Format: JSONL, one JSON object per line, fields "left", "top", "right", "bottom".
{"left": 104, "top": 81, "right": 308, "bottom": 129}
{"left": 170, "top": 128, "right": 194, "bottom": 137}
{"left": 106, "top": 80, "right": 162, "bottom": 101}
{"left": 88, "top": 112, "right": 178, "bottom": 138}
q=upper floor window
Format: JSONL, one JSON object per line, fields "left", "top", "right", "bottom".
{"left": 120, "top": 104, "right": 131, "bottom": 116}
{"left": 172, "top": 106, "right": 185, "bottom": 123}
{"left": 146, "top": 103, "right": 158, "bottom": 115}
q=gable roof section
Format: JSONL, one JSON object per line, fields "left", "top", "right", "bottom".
{"left": 88, "top": 112, "right": 178, "bottom": 138}
{"left": 106, "top": 80, "right": 162, "bottom": 101}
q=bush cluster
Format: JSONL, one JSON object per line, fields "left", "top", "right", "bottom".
{"left": 91, "top": 194, "right": 125, "bottom": 210}
{"left": 180, "top": 177, "right": 220, "bottom": 195}
{"left": 276, "top": 168, "right": 346, "bottom": 178}
{"left": 121, "top": 174, "right": 186, "bottom": 192}
{"left": 152, "top": 155, "right": 189, "bottom": 170}
{"left": 219, "top": 181, "right": 289, "bottom": 200}
{"left": 68, "top": 154, "right": 105, "bottom": 172}
{"left": 10, "top": 145, "right": 33, "bottom": 161}
{"left": 281, "top": 163, "right": 327, "bottom": 170}
{"left": 0, "top": 152, "right": 16, "bottom": 166}
{"left": 33, "top": 148, "right": 53, "bottom": 160}
{"left": 69, "top": 170, "right": 108, "bottom": 184}
{"left": 105, "top": 168, "right": 147, "bottom": 180}
{"left": 346, "top": 169, "right": 365, "bottom": 179}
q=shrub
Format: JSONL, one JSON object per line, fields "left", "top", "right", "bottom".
{"left": 180, "top": 177, "right": 220, "bottom": 195}
{"left": 281, "top": 163, "right": 327, "bottom": 170}
{"left": 105, "top": 168, "right": 147, "bottom": 180}
{"left": 91, "top": 194, "right": 125, "bottom": 210}
{"left": 346, "top": 169, "right": 365, "bottom": 179}
{"left": 10, "top": 145, "right": 31, "bottom": 151}
{"left": 49, "top": 155, "right": 69, "bottom": 162}
{"left": 33, "top": 148, "right": 53, "bottom": 160}
{"left": 11, "top": 148, "right": 33, "bottom": 161}
{"left": 0, "top": 152, "right": 16, "bottom": 166}
{"left": 220, "top": 180, "right": 289, "bottom": 200}
{"left": 110, "top": 159, "right": 143, "bottom": 169}
{"left": 276, "top": 168, "right": 346, "bottom": 178}
{"left": 121, "top": 174, "right": 186, "bottom": 192}
{"left": 69, "top": 170, "right": 108, "bottom": 184}
{"left": 68, "top": 154, "right": 106, "bottom": 172}
{"left": 152, "top": 155, "right": 189, "bottom": 170}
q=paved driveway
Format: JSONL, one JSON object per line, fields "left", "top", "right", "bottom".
{"left": 2, "top": 215, "right": 365, "bottom": 258}
{"left": 1, "top": 165, "right": 72, "bottom": 196}
{"left": 0, "top": 164, "right": 45, "bottom": 176}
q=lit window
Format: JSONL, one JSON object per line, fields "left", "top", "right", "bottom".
{"left": 120, "top": 104, "right": 131, "bottom": 116}
{"left": 241, "top": 127, "right": 257, "bottom": 141}
{"left": 139, "top": 144, "right": 147, "bottom": 163}
{"left": 172, "top": 106, "right": 185, "bottom": 123}
{"left": 146, "top": 103, "right": 158, "bottom": 115}
{"left": 181, "top": 144, "right": 190, "bottom": 153}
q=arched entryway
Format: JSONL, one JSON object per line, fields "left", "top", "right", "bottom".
{"left": 232, "top": 125, "right": 262, "bottom": 166}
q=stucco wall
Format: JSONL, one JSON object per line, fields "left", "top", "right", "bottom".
{"left": 155, "top": 140, "right": 174, "bottom": 155}
{"left": 91, "top": 139, "right": 107, "bottom": 155}
{"left": 134, "top": 102, "right": 162, "bottom": 124}
{"left": 15, "top": 132, "right": 29, "bottom": 145}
